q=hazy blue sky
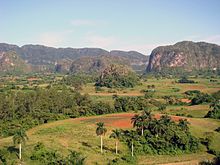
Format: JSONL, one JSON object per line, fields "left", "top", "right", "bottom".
{"left": 0, "top": 0, "right": 220, "bottom": 54}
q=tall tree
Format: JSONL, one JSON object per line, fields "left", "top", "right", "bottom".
{"left": 110, "top": 129, "right": 121, "bottom": 154}
{"left": 13, "top": 127, "right": 28, "bottom": 160}
{"left": 131, "top": 110, "right": 152, "bottom": 136}
{"left": 126, "top": 130, "right": 139, "bottom": 157}
{"left": 205, "top": 100, "right": 220, "bottom": 119}
{"left": 178, "top": 119, "right": 190, "bottom": 132}
{"left": 96, "top": 122, "right": 107, "bottom": 153}
{"left": 150, "top": 119, "right": 165, "bottom": 137}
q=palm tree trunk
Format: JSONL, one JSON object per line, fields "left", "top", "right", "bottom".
{"left": 141, "top": 127, "right": 144, "bottom": 136}
{"left": 131, "top": 141, "right": 134, "bottom": 157}
{"left": 19, "top": 143, "right": 22, "bottom": 160}
{"left": 115, "top": 141, "right": 118, "bottom": 154}
{"left": 101, "top": 135, "right": 103, "bottom": 153}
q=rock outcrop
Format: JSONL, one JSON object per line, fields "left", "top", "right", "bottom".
{"left": 146, "top": 41, "right": 220, "bottom": 72}
{"left": 0, "top": 51, "right": 29, "bottom": 73}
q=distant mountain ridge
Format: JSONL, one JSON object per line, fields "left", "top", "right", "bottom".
{"left": 0, "top": 43, "right": 148, "bottom": 73}
{"left": 146, "top": 41, "right": 220, "bottom": 73}
{"left": 2, "top": 41, "right": 219, "bottom": 75}
{"left": 69, "top": 55, "right": 135, "bottom": 74}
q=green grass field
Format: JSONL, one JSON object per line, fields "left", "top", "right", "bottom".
{"left": 0, "top": 112, "right": 219, "bottom": 164}
{"left": 0, "top": 77, "right": 220, "bottom": 164}
{"left": 81, "top": 78, "right": 220, "bottom": 98}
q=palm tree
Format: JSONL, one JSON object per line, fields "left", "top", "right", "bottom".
{"left": 96, "top": 122, "right": 107, "bottom": 153}
{"left": 131, "top": 110, "right": 152, "bottom": 136}
{"left": 126, "top": 130, "right": 138, "bottom": 157}
{"left": 13, "top": 127, "right": 28, "bottom": 160}
{"left": 178, "top": 119, "right": 190, "bottom": 132}
{"left": 110, "top": 129, "right": 121, "bottom": 154}
{"left": 150, "top": 119, "right": 165, "bottom": 137}
{"left": 160, "top": 115, "right": 174, "bottom": 126}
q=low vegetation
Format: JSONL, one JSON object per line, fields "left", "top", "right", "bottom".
{"left": 31, "top": 142, "right": 85, "bottom": 165}
{"left": 0, "top": 72, "right": 219, "bottom": 164}
{"left": 178, "top": 76, "right": 196, "bottom": 84}
{"left": 205, "top": 101, "right": 220, "bottom": 119}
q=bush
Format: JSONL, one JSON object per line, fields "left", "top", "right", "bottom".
{"left": 91, "top": 102, "right": 113, "bottom": 115}
{"left": 178, "top": 77, "right": 196, "bottom": 83}
{"left": 0, "top": 148, "right": 9, "bottom": 164}
{"left": 215, "top": 127, "right": 220, "bottom": 132}
{"left": 144, "top": 90, "right": 155, "bottom": 99}
{"left": 191, "top": 93, "right": 213, "bottom": 105}
{"left": 120, "top": 115, "right": 199, "bottom": 155}
{"left": 95, "top": 86, "right": 103, "bottom": 92}
{"left": 158, "top": 104, "right": 166, "bottom": 111}
{"left": 114, "top": 96, "right": 149, "bottom": 112}
{"left": 212, "top": 90, "right": 220, "bottom": 100}
{"left": 31, "top": 142, "right": 85, "bottom": 165}
{"left": 121, "top": 154, "right": 137, "bottom": 164}
{"left": 172, "top": 88, "right": 180, "bottom": 92}
{"left": 205, "top": 101, "right": 220, "bottom": 119}
{"left": 184, "top": 90, "right": 201, "bottom": 96}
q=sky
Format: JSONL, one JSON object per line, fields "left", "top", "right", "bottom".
{"left": 0, "top": 0, "right": 220, "bottom": 55}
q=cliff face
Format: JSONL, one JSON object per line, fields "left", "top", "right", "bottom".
{"left": 0, "top": 51, "right": 29, "bottom": 73}
{"left": 146, "top": 41, "right": 220, "bottom": 72}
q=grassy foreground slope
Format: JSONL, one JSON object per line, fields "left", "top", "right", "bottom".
{"left": 0, "top": 112, "right": 219, "bottom": 164}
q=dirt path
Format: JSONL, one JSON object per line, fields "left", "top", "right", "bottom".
{"left": 160, "top": 160, "right": 200, "bottom": 165}
{"left": 87, "top": 92, "right": 144, "bottom": 96}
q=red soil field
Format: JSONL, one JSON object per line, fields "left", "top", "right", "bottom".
{"left": 181, "top": 98, "right": 191, "bottom": 103}
{"left": 77, "top": 113, "right": 185, "bottom": 129}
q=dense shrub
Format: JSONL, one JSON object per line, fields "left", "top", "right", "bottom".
{"left": 0, "top": 87, "right": 115, "bottom": 137}
{"left": 215, "top": 127, "right": 220, "bottom": 132}
{"left": 144, "top": 90, "right": 155, "bottom": 99}
{"left": 191, "top": 93, "right": 213, "bottom": 105}
{"left": 212, "top": 90, "right": 220, "bottom": 100}
{"left": 95, "top": 65, "right": 139, "bottom": 88}
{"left": 178, "top": 77, "right": 196, "bottom": 83}
{"left": 162, "top": 95, "right": 185, "bottom": 105}
{"left": 0, "top": 148, "right": 9, "bottom": 164}
{"left": 31, "top": 142, "right": 85, "bottom": 165}
{"left": 114, "top": 96, "right": 149, "bottom": 112}
{"left": 90, "top": 102, "right": 114, "bottom": 115}
{"left": 120, "top": 114, "right": 199, "bottom": 155}
{"left": 184, "top": 90, "right": 201, "bottom": 96}
{"left": 61, "top": 73, "right": 95, "bottom": 90}
{"left": 205, "top": 101, "right": 220, "bottom": 119}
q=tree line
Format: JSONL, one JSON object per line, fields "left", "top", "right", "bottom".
{"left": 0, "top": 86, "right": 113, "bottom": 137}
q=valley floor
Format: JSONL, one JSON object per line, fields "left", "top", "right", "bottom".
{"left": 0, "top": 112, "right": 219, "bottom": 165}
